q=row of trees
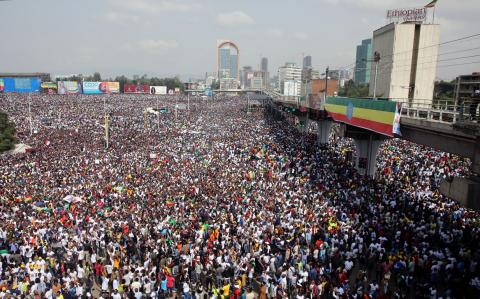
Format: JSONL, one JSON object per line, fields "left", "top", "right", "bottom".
{"left": 338, "top": 80, "right": 370, "bottom": 98}
{"left": 55, "top": 73, "right": 185, "bottom": 93}
{"left": 0, "top": 112, "right": 16, "bottom": 153}
{"left": 338, "top": 79, "right": 457, "bottom": 102}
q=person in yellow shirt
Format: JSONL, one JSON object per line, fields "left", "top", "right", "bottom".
{"left": 223, "top": 283, "right": 231, "bottom": 296}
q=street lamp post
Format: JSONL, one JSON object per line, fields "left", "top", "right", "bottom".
{"left": 372, "top": 51, "right": 381, "bottom": 99}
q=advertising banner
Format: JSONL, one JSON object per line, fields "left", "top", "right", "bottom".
{"left": 41, "top": 82, "right": 57, "bottom": 89}
{"left": 83, "top": 82, "right": 120, "bottom": 94}
{"left": 83, "top": 82, "right": 102, "bottom": 94}
{"left": 58, "top": 81, "right": 81, "bottom": 94}
{"left": 41, "top": 82, "right": 57, "bottom": 94}
{"left": 0, "top": 79, "right": 4, "bottom": 92}
{"left": 104, "top": 82, "right": 120, "bottom": 94}
{"left": 150, "top": 86, "right": 167, "bottom": 95}
{"left": 124, "top": 84, "right": 150, "bottom": 94}
{"left": 325, "top": 97, "right": 401, "bottom": 137}
{"left": 2, "top": 77, "right": 41, "bottom": 93}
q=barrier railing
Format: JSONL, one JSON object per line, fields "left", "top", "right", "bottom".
{"left": 401, "top": 100, "right": 479, "bottom": 123}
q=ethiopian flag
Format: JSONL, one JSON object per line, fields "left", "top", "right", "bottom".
{"left": 325, "top": 97, "right": 402, "bottom": 137}
{"left": 425, "top": 0, "right": 437, "bottom": 8}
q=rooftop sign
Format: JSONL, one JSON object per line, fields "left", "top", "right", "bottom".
{"left": 386, "top": 7, "right": 427, "bottom": 23}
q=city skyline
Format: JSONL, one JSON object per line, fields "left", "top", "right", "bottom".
{"left": 0, "top": 0, "right": 479, "bottom": 81}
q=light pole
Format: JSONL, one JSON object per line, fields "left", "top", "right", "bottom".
{"left": 28, "top": 100, "right": 33, "bottom": 136}
{"left": 325, "top": 67, "right": 329, "bottom": 96}
{"left": 175, "top": 94, "right": 178, "bottom": 122}
{"left": 372, "top": 51, "right": 381, "bottom": 99}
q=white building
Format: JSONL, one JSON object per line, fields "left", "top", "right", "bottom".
{"left": 369, "top": 23, "right": 440, "bottom": 106}
{"left": 220, "top": 78, "right": 238, "bottom": 90}
{"left": 251, "top": 77, "right": 263, "bottom": 90}
{"left": 278, "top": 63, "right": 302, "bottom": 96}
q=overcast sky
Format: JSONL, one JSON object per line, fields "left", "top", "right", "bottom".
{"left": 0, "top": 0, "right": 479, "bottom": 81}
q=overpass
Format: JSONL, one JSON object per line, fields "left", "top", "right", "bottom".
{"left": 185, "top": 89, "right": 263, "bottom": 95}
{"left": 262, "top": 89, "right": 480, "bottom": 209}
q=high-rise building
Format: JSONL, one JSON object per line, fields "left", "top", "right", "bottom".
{"left": 354, "top": 39, "right": 372, "bottom": 85}
{"left": 369, "top": 23, "right": 440, "bottom": 105}
{"left": 261, "top": 57, "right": 269, "bottom": 89}
{"left": 303, "top": 55, "right": 312, "bottom": 69}
{"left": 261, "top": 57, "right": 268, "bottom": 73}
{"left": 278, "top": 62, "right": 302, "bottom": 96}
{"left": 217, "top": 40, "right": 240, "bottom": 89}
{"left": 242, "top": 66, "right": 253, "bottom": 88}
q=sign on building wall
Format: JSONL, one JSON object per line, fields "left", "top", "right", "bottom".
{"left": 386, "top": 7, "right": 427, "bottom": 23}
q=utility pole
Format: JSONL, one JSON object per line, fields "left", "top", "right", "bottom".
{"left": 455, "top": 76, "right": 463, "bottom": 120}
{"left": 158, "top": 96, "right": 161, "bottom": 130}
{"left": 104, "top": 114, "right": 110, "bottom": 149}
{"left": 175, "top": 95, "right": 178, "bottom": 122}
{"left": 187, "top": 92, "right": 190, "bottom": 116}
{"left": 373, "top": 51, "right": 381, "bottom": 99}
{"left": 28, "top": 100, "right": 33, "bottom": 136}
{"left": 144, "top": 110, "right": 148, "bottom": 131}
{"left": 324, "top": 67, "right": 329, "bottom": 101}
{"left": 103, "top": 97, "right": 106, "bottom": 117}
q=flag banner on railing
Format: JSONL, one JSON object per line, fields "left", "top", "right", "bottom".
{"left": 324, "top": 97, "right": 401, "bottom": 137}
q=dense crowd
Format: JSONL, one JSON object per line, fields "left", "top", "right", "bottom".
{"left": 0, "top": 94, "right": 479, "bottom": 299}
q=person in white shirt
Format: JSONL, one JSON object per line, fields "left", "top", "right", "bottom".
{"left": 112, "top": 289, "right": 122, "bottom": 299}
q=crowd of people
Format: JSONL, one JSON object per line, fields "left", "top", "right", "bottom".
{"left": 0, "top": 93, "right": 479, "bottom": 298}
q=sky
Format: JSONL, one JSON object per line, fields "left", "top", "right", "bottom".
{"left": 0, "top": 0, "right": 479, "bottom": 81}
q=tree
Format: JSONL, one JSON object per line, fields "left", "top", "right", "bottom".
{"left": 93, "top": 72, "right": 102, "bottom": 82}
{"left": 115, "top": 75, "right": 130, "bottom": 92}
{"left": 211, "top": 80, "right": 220, "bottom": 90}
{"left": 0, "top": 111, "right": 17, "bottom": 153}
{"left": 338, "top": 80, "right": 370, "bottom": 98}
{"left": 434, "top": 80, "right": 455, "bottom": 103}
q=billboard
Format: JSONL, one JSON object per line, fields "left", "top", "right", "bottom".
{"left": 104, "top": 82, "right": 120, "bottom": 94}
{"left": 124, "top": 84, "right": 150, "bottom": 94}
{"left": 58, "top": 81, "right": 82, "bottom": 94}
{"left": 150, "top": 86, "right": 167, "bottom": 95}
{"left": 41, "top": 82, "right": 57, "bottom": 94}
{"left": 83, "top": 82, "right": 120, "bottom": 94}
{"left": 2, "top": 77, "right": 41, "bottom": 93}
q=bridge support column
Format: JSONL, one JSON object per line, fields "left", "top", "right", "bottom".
{"left": 316, "top": 120, "right": 333, "bottom": 145}
{"left": 353, "top": 135, "right": 385, "bottom": 177}
{"left": 297, "top": 115, "right": 310, "bottom": 133}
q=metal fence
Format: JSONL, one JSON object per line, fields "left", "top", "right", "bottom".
{"left": 401, "top": 100, "right": 479, "bottom": 123}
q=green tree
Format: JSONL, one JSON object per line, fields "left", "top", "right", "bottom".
{"left": 338, "top": 80, "right": 370, "bottom": 98}
{"left": 114, "top": 75, "right": 130, "bottom": 92}
{"left": 93, "top": 72, "right": 102, "bottom": 82}
{"left": 211, "top": 80, "right": 220, "bottom": 90}
{"left": 0, "top": 111, "right": 17, "bottom": 152}
{"left": 434, "top": 80, "right": 455, "bottom": 104}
